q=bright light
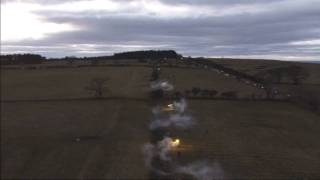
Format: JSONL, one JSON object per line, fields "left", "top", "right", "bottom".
{"left": 171, "top": 139, "right": 180, "bottom": 147}
{"left": 162, "top": 104, "right": 174, "bottom": 112}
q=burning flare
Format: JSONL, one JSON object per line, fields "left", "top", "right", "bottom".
{"left": 162, "top": 104, "right": 174, "bottom": 112}
{"left": 171, "top": 139, "right": 180, "bottom": 147}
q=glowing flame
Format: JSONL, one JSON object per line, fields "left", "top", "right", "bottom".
{"left": 162, "top": 104, "right": 174, "bottom": 112}
{"left": 171, "top": 139, "right": 180, "bottom": 147}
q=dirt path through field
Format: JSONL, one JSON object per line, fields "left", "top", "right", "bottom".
{"left": 77, "top": 103, "right": 122, "bottom": 179}
{"left": 124, "top": 69, "right": 139, "bottom": 97}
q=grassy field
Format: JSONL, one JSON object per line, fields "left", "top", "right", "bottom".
{"left": 1, "top": 66, "right": 151, "bottom": 100}
{"left": 161, "top": 67, "right": 265, "bottom": 98}
{"left": 179, "top": 100, "right": 320, "bottom": 179}
{"left": 1, "top": 62, "right": 320, "bottom": 179}
{"left": 209, "top": 58, "right": 320, "bottom": 84}
{"left": 2, "top": 100, "right": 151, "bottom": 179}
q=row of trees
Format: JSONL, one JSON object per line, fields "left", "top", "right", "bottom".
{"left": 113, "top": 50, "right": 182, "bottom": 60}
{"left": 179, "top": 59, "right": 311, "bottom": 101}
{"left": 183, "top": 58, "right": 262, "bottom": 84}
{"left": 1, "top": 54, "right": 45, "bottom": 65}
{"left": 1, "top": 50, "right": 183, "bottom": 66}
{"left": 171, "top": 88, "right": 239, "bottom": 99}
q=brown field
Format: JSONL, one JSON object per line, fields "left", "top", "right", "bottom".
{"left": 209, "top": 58, "right": 320, "bottom": 84}
{"left": 1, "top": 61, "right": 320, "bottom": 179}
{"left": 1, "top": 66, "right": 151, "bottom": 100}
{"left": 161, "top": 67, "right": 265, "bottom": 98}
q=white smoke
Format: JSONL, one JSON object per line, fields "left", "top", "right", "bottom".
{"left": 145, "top": 77, "right": 227, "bottom": 178}
{"left": 151, "top": 98, "right": 187, "bottom": 115}
{"left": 173, "top": 98, "right": 187, "bottom": 113}
{"left": 142, "top": 137, "right": 177, "bottom": 175}
{"left": 157, "top": 137, "right": 175, "bottom": 161}
{"left": 150, "top": 98, "right": 194, "bottom": 130}
{"left": 150, "top": 80, "right": 174, "bottom": 91}
{"left": 142, "top": 141, "right": 226, "bottom": 179}
{"left": 150, "top": 114, "right": 194, "bottom": 130}
{"left": 176, "top": 161, "right": 225, "bottom": 180}
{"left": 142, "top": 137, "right": 175, "bottom": 162}
{"left": 142, "top": 142, "right": 169, "bottom": 175}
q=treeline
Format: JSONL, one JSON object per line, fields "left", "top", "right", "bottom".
{"left": 1, "top": 50, "right": 183, "bottom": 64}
{"left": 188, "top": 58, "right": 261, "bottom": 84}
{"left": 47, "top": 50, "right": 182, "bottom": 64}
{"left": 113, "top": 50, "right": 182, "bottom": 60}
{"left": 1, "top": 54, "right": 45, "bottom": 65}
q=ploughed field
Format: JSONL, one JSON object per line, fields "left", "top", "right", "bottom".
{"left": 1, "top": 64, "right": 320, "bottom": 179}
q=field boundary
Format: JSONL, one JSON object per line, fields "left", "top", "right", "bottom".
{"left": 1, "top": 96, "right": 292, "bottom": 103}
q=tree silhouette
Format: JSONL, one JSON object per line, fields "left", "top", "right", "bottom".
{"left": 85, "top": 78, "right": 109, "bottom": 98}
{"left": 1, "top": 54, "right": 44, "bottom": 65}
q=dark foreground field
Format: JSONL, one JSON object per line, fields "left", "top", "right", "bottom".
{"left": 1, "top": 63, "right": 320, "bottom": 179}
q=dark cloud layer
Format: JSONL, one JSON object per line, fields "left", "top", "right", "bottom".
{"left": 1, "top": 0, "right": 319, "bottom": 60}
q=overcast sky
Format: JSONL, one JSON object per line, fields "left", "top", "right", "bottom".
{"left": 1, "top": 0, "right": 320, "bottom": 60}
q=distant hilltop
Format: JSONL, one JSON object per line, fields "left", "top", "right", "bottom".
{"left": 0, "top": 50, "right": 183, "bottom": 65}
{"left": 113, "top": 50, "right": 183, "bottom": 60}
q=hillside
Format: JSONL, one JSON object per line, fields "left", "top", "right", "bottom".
{"left": 1, "top": 57, "right": 320, "bottom": 179}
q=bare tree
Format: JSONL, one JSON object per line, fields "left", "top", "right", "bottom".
{"left": 85, "top": 78, "right": 109, "bottom": 98}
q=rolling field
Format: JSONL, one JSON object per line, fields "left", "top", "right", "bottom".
{"left": 1, "top": 66, "right": 151, "bottom": 100}
{"left": 2, "top": 100, "right": 150, "bottom": 179}
{"left": 161, "top": 67, "right": 265, "bottom": 98}
{"left": 1, "top": 63, "right": 320, "bottom": 179}
{"left": 209, "top": 58, "right": 320, "bottom": 84}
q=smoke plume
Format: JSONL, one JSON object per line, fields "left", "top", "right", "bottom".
{"left": 173, "top": 98, "right": 187, "bottom": 113}
{"left": 176, "top": 161, "right": 225, "bottom": 180}
{"left": 150, "top": 80, "right": 174, "bottom": 91}
{"left": 142, "top": 136, "right": 175, "bottom": 162}
{"left": 142, "top": 137, "right": 179, "bottom": 175}
{"left": 150, "top": 98, "right": 194, "bottom": 130}
{"left": 150, "top": 114, "right": 194, "bottom": 129}
{"left": 144, "top": 76, "right": 226, "bottom": 179}
{"left": 157, "top": 136, "right": 175, "bottom": 161}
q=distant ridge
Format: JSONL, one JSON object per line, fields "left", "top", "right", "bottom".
{"left": 113, "top": 50, "right": 182, "bottom": 59}
{"left": 301, "top": 61, "right": 320, "bottom": 64}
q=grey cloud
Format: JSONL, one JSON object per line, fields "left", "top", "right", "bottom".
{"left": 1, "top": 0, "right": 80, "bottom": 4}
{"left": 159, "top": 0, "right": 283, "bottom": 6}
{"left": 36, "top": 3, "right": 319, "bottom": 45}
{"left": 1, "top": 0, "right": 320, "bottom": 60}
